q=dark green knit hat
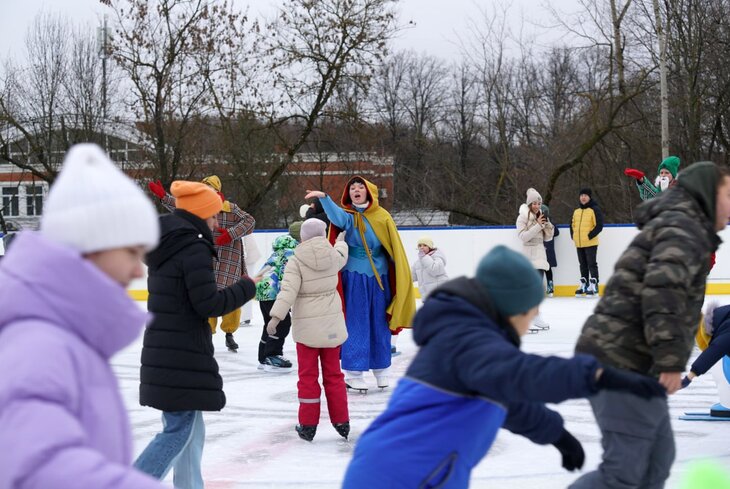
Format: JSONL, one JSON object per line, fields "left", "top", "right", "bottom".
{"left": 288, "top": 221, "right": 303, "bottom": 242}
{"left": 658, "top": 156, "right": 681, "bottom": 178}
{"left": 475, "top": 245, "right": 545, "bottom": 317}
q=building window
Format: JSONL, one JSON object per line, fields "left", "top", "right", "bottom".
{"left": 26, "top": 185, "right": 43, "bottom": 216}
{"left": 2, "top": 187, "right": 19, "bottom": 217}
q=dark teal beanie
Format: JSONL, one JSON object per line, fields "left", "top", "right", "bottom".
{"left": 475, "top": 245, "right": 545, "bottom": 317}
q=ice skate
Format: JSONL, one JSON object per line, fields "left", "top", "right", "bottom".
{"left": 586, "top": 278, "right": 598, "bottom": 298}
{"left": 533, "top": 314, "right": 550, "bottom": 331}
{"left": 575, "top": 278, "right": 587, "bottom": 298}
{"left": 333, "top": 422, "right": 350, "bottom": 440}
{"left": 546, "top": 280, "right": 554, "bottom": 298}
{"left": 374, "top": 374, "right": 389, "bottom": 389}
{"left": 239, "top": 319, "right": 252, "bottom": 327}
{"left": 390, "top": 346, "right": 402, "bottom": 357}
{"left": 346, "top": 377, "right": 368, "bottom": 394}
{"left": 225, "top": 333, "right": 238, "bottom": 352}
{"left": 263, "top": 355, "right": 293, "bottom": 373}
{"left": 296, "top": 424, "right": 317, "bottom": 442}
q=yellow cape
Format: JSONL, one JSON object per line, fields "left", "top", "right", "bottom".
{"left": 332, "top": 176, "right": 416, "bottom": 331}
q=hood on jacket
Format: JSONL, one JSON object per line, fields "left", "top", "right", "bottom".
{"left": 0, "top": 232, "right": 149, "bottom": 359}
{"left": 518, "top": 203, "right": 533, "bottom": 219}
{"left": 339, "top": 175, "right": 381, "bottom": 211}
{"left": 294, "top": 236, "right": 340, "bottom": 271}
{"left": 146, "top": 209, "right": 215, "bottom": 269}
{"left": 414, "top": 277, "right": 520, "bottom": 348}
{"left": 272, "top": 234, "right": 299, "bottom": 252}
{"left": 677, "top": 161, "right": 721, "bottom": 224}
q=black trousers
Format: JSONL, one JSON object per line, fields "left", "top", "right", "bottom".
{"left": 577, "top": 246, "right": 599, "bottom": 281}
{"left": 258, "top": 300, "right": 292, "bottom": 363}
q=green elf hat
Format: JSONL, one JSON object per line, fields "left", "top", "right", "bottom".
{"left": 658, "top": 156, "right": 681, "bottom": 178}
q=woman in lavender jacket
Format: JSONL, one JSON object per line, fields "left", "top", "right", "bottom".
{"left": 0, "top": 144, "right": 165, "bottom": 489}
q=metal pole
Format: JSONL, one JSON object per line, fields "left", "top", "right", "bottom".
{"left": 99, "top": 15, "right": 109, "bottom": 151}
{"left": 653, "top": 0, "right": 669, "bottom": 159}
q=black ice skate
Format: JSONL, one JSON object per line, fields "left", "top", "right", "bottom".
{"left": 225, "top": 333, "right": 238, "bottom": 352}
{"left": 346, "top": 378, "right": 368, "bottom": 394}
{"left": 575, "top": 278, "right": 587, "bottom": 298}
{"left": 333, "top": 422, "right": 350, "bottom": 440}
{"left": 296, "top": 424, "right": 317, "bottom": 442}
{"left": 263, "top": 355, "right": 293, "bottom": 373}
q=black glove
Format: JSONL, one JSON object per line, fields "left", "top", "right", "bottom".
{"left": 596, "top": 366, "right": 666, "bottom": 399}
{"left": 552, "top": 429, "right": 585, "bottom": 471}
{"left": 681, "top": 376, "right": 692, "bottom": 389}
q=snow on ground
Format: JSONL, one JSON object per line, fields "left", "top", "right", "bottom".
{"left": 113, "top": 296, "right": 730, "bottom": 488}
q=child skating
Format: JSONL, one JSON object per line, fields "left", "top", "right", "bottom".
{"left": 266, "top": 219, "right": 350, "bottom": 441}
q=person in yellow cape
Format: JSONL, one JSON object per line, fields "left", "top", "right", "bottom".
{"left": 305, "top": 176, "right": 416, "bottom": 392}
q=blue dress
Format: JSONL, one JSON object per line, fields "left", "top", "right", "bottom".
{"left": 319, "top": 196, "right": 392, "bottom": 371}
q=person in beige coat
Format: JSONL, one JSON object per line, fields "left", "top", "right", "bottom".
{"left": 516, "top": 187, "right": 554, "bottom": 330}
{"left": 266, "top": 218, "right": 350, "bottom": 442}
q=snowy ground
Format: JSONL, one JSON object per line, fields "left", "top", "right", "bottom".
{"left": 114, "top": 297, "right": 730, "bottom": 488}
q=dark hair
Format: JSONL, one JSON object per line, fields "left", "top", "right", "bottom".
{"left": 349, "top": 177, "right": 367, "bottom": 188}
{"left": 718, "top": 165, "right": 730, "bottom": 184}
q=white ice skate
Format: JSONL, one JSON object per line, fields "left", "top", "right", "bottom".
{"left": 374, "top": 374, "right": 389, "bottom": 389}
{"left": 346, "top": 377, "right": 369, "bottom": 394}
{"left": 533, "top": 314, "right": 550, "bottom": 331}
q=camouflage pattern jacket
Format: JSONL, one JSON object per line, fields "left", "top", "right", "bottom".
{"left": 575, "top": 185, "right": 721, "bottom": 375}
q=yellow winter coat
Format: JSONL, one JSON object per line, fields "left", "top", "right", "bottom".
{"left": 571, "top": 204, "right": 602, "bottom": 248}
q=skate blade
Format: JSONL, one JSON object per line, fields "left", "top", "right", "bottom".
{"left": 346, "top": 385, "right": 368, "bottom": 394}
{"left": 263, "top": 365, "right": 293, "bottom": 373}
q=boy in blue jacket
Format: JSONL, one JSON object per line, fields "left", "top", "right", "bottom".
{"left": 342, "top": 245, "right": 666, "bottom": 489}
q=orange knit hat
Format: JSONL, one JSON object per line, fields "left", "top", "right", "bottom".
{"left": 171, "top": 181, "right": 222, "bottom": 219}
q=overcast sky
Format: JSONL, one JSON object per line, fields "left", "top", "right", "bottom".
{"left": 1, "top": 0, "right": 583, "bottom": 62}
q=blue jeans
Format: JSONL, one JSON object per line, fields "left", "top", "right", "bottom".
{"left": 134, "top": 411, "right": 205, "bottom": 489}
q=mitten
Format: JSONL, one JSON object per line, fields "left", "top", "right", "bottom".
{"left": 623, "top": 168, "right": 645, "bottom": 182}
{"left": 596, "top": 365, "right": 666, "bottom": 399}
{"left": 267, "top": 317, "right": 281, "bottom": 336}
{"left": 681, "top": 376, "right": 692, "bottom": 389}
{"left": 148, "top": 180, "right": 166, "bottom": 199}
{"left": 552, "top": 429, "right": 585, "bottom": 471}
{"left": 418, "top": 250, "right": 425, "bottom": 258}
{"left": 391, "top": 327, "right": 404, "bottom": 336}
{"left": 215, "top": 228, "right": 233, "bottom": 246}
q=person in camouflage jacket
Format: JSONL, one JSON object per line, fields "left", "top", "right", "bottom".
{"left": 570, "top": 161, "right": 730, "bottom": 489}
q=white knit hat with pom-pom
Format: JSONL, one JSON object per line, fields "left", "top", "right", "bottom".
{"left": 525, "top": 188, "right": 542, "bottom": 205}
{"left": 41, "top": 144, "right": 159, "bottom": 254}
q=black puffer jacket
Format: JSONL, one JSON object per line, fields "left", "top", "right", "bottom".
{"left": 140, "top": 210, "right": 256, "bottom": 411}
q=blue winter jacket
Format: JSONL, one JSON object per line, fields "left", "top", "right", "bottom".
{"left": 691, "top": 305, "right": 730, "bottom": 376}
{"left": 342, "top": 277, "right": 601, "bottom": 489}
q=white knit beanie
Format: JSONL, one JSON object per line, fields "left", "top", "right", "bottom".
{"left": 525, "top": 188, "right": 542, "bottom": 205}
{"left": 41, "top": 144, "right": 159, "bottom": 253}
{"left": 300, "top": 218, "right": 327, "bottom": 242}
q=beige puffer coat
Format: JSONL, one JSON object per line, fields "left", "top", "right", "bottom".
{"left": 516, "top": 204, "right": 554, "bottom": 271}
{"left": 270, "top": 237, "right": 349, "bottom": 348}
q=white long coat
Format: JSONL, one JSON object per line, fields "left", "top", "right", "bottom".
{"left": 516, "top": 204, "right": 554, "bottom": 271}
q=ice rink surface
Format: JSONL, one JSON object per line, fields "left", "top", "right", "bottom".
{"left": 114, "top": 297, "right": 730, "bottom": 488}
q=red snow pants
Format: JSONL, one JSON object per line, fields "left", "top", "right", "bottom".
{"left": 296, "top": 343, "right": 349, "bottom": 426}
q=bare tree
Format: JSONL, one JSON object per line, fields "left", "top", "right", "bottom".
{"left": 241, "top": 0, "right": 399, "bottom": 211}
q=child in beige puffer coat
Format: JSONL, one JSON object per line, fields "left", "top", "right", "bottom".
{"left": 266, "top": 218, "right": 350, "bottom": 442}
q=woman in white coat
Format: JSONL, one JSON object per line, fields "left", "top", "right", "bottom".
{"left": 516, "top": 188, "right": 554, "bottom": 330}
{"left": 411, "top": 236, "right": 449, "bottom": 299}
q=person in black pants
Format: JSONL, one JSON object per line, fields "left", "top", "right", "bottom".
{"left": 570, "top": 188, "right": 603, "bottom": 297}
{"left": 254, "top": 233, "right": 299, "bottom": 372}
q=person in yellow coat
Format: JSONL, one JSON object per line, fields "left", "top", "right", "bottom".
{"left": 570, "top": 188, "right": 603, "bottom": 297}
{"left": 305, "top": 177, "right": 416, "bottom": 392}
